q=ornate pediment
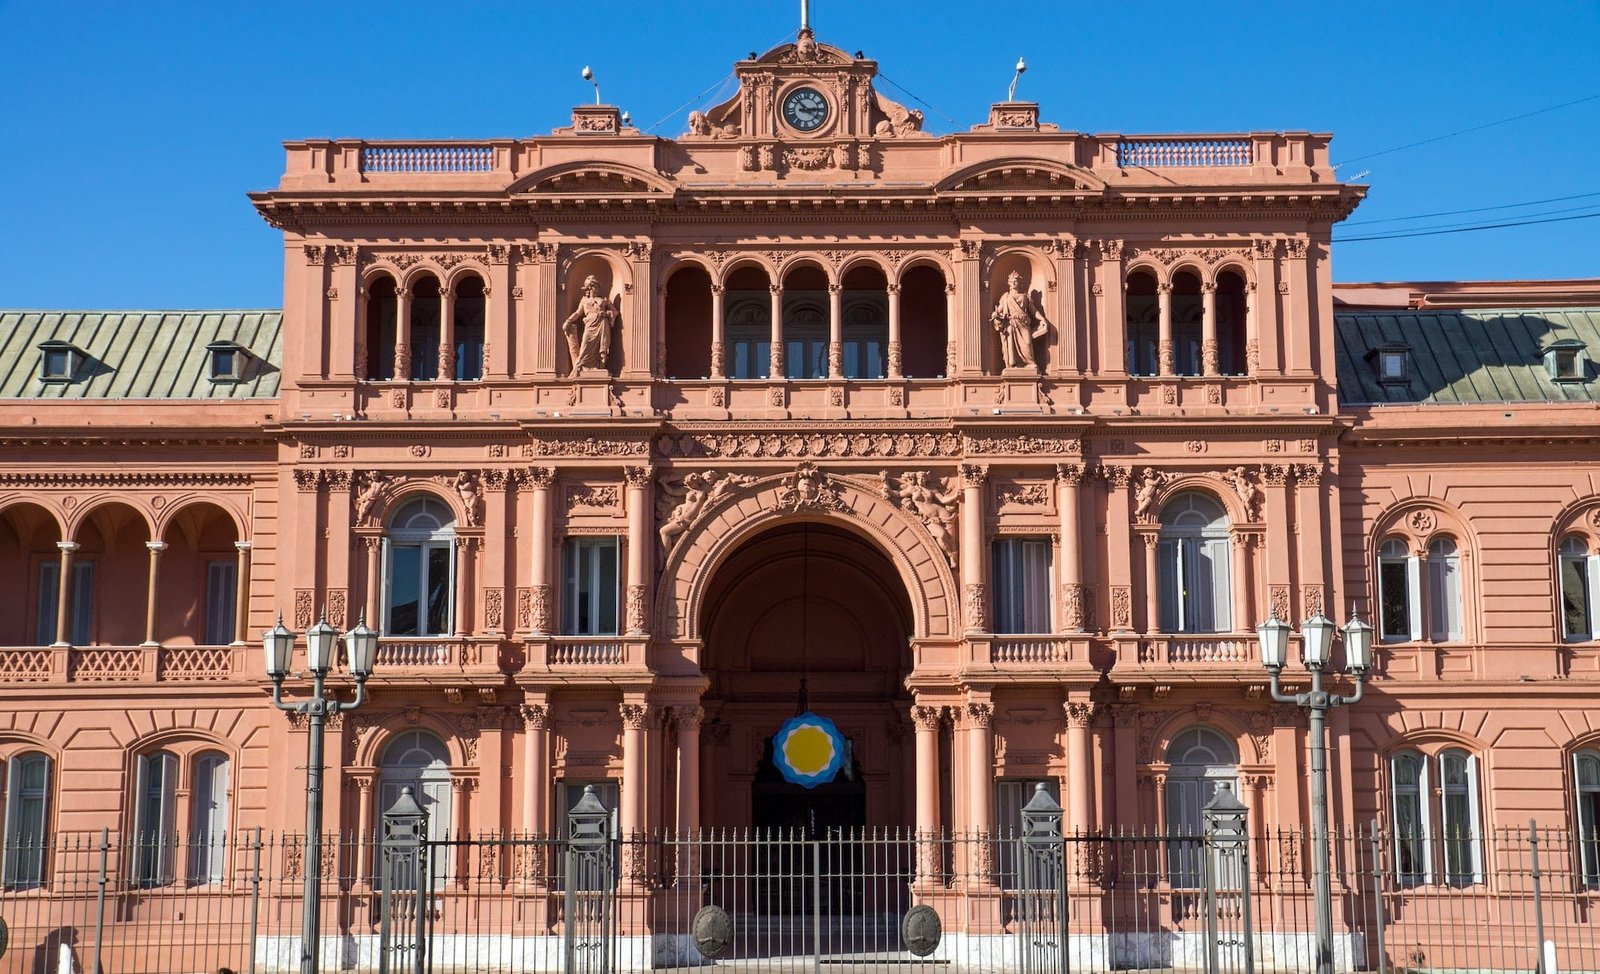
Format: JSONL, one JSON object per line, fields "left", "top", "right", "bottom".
{"left": 509, "top": 162, "right": 675, "bottom": 197}
{"left": 937, "top": 158, "right": 1105, "bottom": 194}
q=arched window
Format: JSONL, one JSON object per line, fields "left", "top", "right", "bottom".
{"left": 409, "top": 276, "right": 442, "bottom": 381}
{"left": 1165, "top": 727, "right": 1238, "bottom": 887}
{"left": 1389, "top": 746, "right": 1482, "bottom": 887}
{"left": 2, "top": 752, "right": 51, "bottom": 889}
{"left": 1575, "top": 750, "right": 1600, "bottom": 888}
{"left": 379, "top": 730, "right": 453, "bottom": 885}
{"left": 1125, "top": 271, "right": 1158, "bottom": 376}
{"left": 385, "top": 497, "right": 456, "bottom": 637}
{"left": 725, "top": 298, "right": 770, "bottom": 380}
{"left": 452, "top": 277, "right": 486, "bottom": 381}
{"left": 1427, "top": 537, "right": 1463, "bottom": 641}
{"left": 364, "top": 276, "right": 398, "bottom": 381}
{"left": 1378, "top": 538, "right": 1419, "bottom": 642}
{"left": 1560, "top": 536, "right": 1598, "bottom": 641}
{"left": 1157, "top": 493, "right": 1232, "bottom": 633}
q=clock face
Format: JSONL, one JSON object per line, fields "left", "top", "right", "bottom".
{"left": 782, "top": 87, "right": 830, "bottom": 132}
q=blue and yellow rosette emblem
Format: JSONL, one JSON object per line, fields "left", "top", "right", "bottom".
{"left": 773, "top": 713, "right": 845, "bottom": 789}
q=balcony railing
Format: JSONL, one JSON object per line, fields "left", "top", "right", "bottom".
{"left": 360, "top": 143, "right": 495, "bottom": 174}
{"left": 0, "top": 645, "right": 240, "bottom": 683}
{"left": 1136, "top": 635, "right": 1255, "bottom": 666}
{"left": 1115, "top": 137, "right": 1252, "bottom": 168}
{"left": 990, "top": 636, "right": 1072, "bottom": 665}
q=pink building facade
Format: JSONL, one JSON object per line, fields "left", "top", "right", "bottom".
{"left": 3, "top": 29, "right": 1600, "bottom": 915}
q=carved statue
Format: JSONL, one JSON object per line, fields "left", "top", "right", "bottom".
{"left": 989, "top": 270, "right": 1050, "bottom": 371}
{"left": 1225, "top": 466, "right": 1260, "bottom": 520}
{"left": 1133, "top": 467, "right": 1166, "bottom": 520}
{"left": 870, "top": 88, "right": 925, "bottom": 137}
{"left": 703, "top": 469, "right": 755, "bottom": 506}
{"left": 354, "top": 471, "right": 388, "bottom": 524}
{"left": 562, "top": 275, "right": 617, "bottom": 376}
{"left": 454, "top": 471, "right": 482, "bottom": 527}
{"left": 882, "top": 470, "right": 959, "bottom": 563}
{"left": 686, "top": 111, "right": 738, "bottom": 139}
{"left": 658, "top": 472, "right": 708, "bottom": 555}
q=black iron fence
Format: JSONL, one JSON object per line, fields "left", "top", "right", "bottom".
{"left": 0, "top": 816, "right": 1596, "bottom": 972}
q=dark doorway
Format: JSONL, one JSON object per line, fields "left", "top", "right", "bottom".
{"left": 751, "top": 734, "right": 867, "bottom": 837}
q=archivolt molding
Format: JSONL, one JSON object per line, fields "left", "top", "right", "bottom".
{"left": 1550, "top": 495, "right": 1600, "bottom": 550}
{"left": 935, "top": 157, "right": 1106, "bottom": 195}
{"left": 1146, "top": 708, "right": 1258, "bottom": 766}
{"left": 655, "top": 467, "right": 957, "bottom": 642}
{"left": 508, "top": 160, "right": 677, "bottom": 198}
{"left": 350, "top": 709, "right": 475, "bottom": 770}
{"left": 1372, "top": 497, "right": 1472, "bottom": 556}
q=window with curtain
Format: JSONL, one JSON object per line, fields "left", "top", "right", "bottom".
{"left": 1439, "top": 749, "right": 1482, "bottom": 885}
{"left": 1427, "top": 538, "right": 1463, "bottom": 642}
{"left": 2, "top": 752, "right": 51, "bottom": 890}
{"left": 204, "top": 560, "right": 237, "bottom": 646}
{"left": 1560, "top": 536, "right": 1599, "bottom": 641}
{"left": 1390, "top": 750, "right": 1429, "bottom": 886}
{"left": 34, "top": 560, "right": 94, "bottom": 646}
{"left": 1389, "top": 748, "right": 1482, "bottom": 887}
{"left": 453, "top": 276, "right": 486, "bottom": 381}
{"left": 1378, "top": 538, "right": 1418, "bottom": 642}
{"left": 841, "top": 300, "right": 887, "bottom": 379}
{"left": 992, "top": 537, "right": 1051, "bottom": 634}
{"left": 1157, "top": 493, "right": 1232, "bottom": 634}
{"left": 188, "top": 752, "right": 230, "bottom": 885}
{"left": 1164, "top": 727, "right": 1238, "bottom": 888}
{"left": 385, "top": 497, "right": 456, "bottom": 637}
{"left": 563, "top": 537, "right": 620, "bottom": 636}
{"left": 1576, "top": 751, "right": 1600, "bottom": 889}
{"left": 783, "top": 302, "right": 827, "bottom": 379}
{"left": 725, "top": 298, "right": 770, "bottom": 380}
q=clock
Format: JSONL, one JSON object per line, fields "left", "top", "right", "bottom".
{"left": 782, "top": 87, "right": 830, "bottom": 133}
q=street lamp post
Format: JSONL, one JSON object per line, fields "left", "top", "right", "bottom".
{"left": 264, "top": 612, "right": 378, "bottom": 974}
{"left": 1256, "top": 607, "right": 1373, "bottom": 974}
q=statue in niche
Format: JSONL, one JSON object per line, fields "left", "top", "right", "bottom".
{"left": 989, "top": 270, "right": 1051, "bottom": 371}
{"left": 562, "top": 275, "right": 617, "bottom": 376}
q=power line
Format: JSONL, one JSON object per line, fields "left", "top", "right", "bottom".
{"left": 875, "top": 71, "right": 960, "bottom": 127}
{"left": 1340, "top": 191, "right": 1600, "bottom": 228}
{"left": 1332, "top": 92, "right": 1600, "bottom": 168}
{"left": 1333, "top": 208, "right": 1600, "bottom": 243}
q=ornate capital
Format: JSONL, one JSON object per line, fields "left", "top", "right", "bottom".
{"left": 620, "top": 703, "right": 651, "bottom": 730}
{"left": 959, "top": 463, "right": 989, "bottom": 488}
{"left": 623, "top": 466, "right": 652, "bottom": 489}
{"left": 1065, "top": 701, "right": 1095, "bottom": 728}
{"left": 910, "top": 705, "right": 942, "bottom": 732}
{"left": 965, "top": 702, "right": 994, "bottom": 729}
{"left": 523, "top": 466, "right": 555, "bottom": 489}
{"left": 1055, "top": 463, "right": 1084, "bottom": 487}
{"left": 673, "top": 706, "right": 705, "bottom": 732}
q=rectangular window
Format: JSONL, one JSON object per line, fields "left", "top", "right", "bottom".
{"left": 1440, "top": 752, "right": 1483, "bottom": 886}
{"left": 1427, "top": 553, "right": 1462, "bottom": 642}
{"left": 3, "top": 754, "right": 51, "bottom": 889}
{"left": 730, "top": 338, "right": 770, "bottom": 379}
{"left": 39, "top": 561, "right": 92, "bottom": 645}
{"left": 786, "top": 338, "right": 827, "bottom": 379}
{"left": 563, "top": 538, "right": 620, "bottom": 636}
{"left": 134, "top": 752, "right": 178, "bottom": 887}
{"left": 1378, "top": 558, "right": 1412, "bottom": 641}
{"left": 35, "top": 561, "right": 57, "bottom": 646}
{"left": 204, "top": 560, "right": 237, "bottom": 646}
{"left": 991, "top": 538, "right": 1051, "bottom": 634}
{"left": 188, "top": 755, "right": 229, "bottom": 885}
{"left": 387, "top": 541, "right": 453, "bottom": 637}
{"left": 1390, "top": 755, "right": 1431, "bottom": 886}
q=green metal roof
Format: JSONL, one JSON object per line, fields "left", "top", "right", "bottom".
{"left": 1334, "top": 307, "right": 1600, "bottom": 405}
{"left": 0, "top": 311, "right": 282, "bottom": 399}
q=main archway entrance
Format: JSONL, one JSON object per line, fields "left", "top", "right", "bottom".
{"left": 699, "top": 520, "right": 914, "bottom": 833}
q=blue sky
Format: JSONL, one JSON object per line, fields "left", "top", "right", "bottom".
{"left": 1, "top": 1, "right": 1595, "bottom": 309}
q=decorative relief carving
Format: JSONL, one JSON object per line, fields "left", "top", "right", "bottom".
{"left": 1246, "top": 339, "right": 1261, "bottom": 374}
{"left": 453, "top": 471, "right": 482, "bottom": 526}
{"left": 963, "top": 583, "right": 987, "bottom": 631}
{"left": 777, "top": 462, "right": 851, "bottom": 514}
{"left": 531, "top": 437, "right": 649, "bottom": 457}
{"left": 657, "top": 470, "right": 756, "bottom": 557}
{"left": 995, "top": 481, "right": 1050, "bottom": 508}
{"left": 1408, "top": 509, "right": 1437, "bottom": 535}
{"left": 1184, "top": 439, "right": 1205, "bottom": 453}
{"left": 566, "top": 484, "right": 620, "bottom": 512}
{"left": 294, "top": 589, "right": 314, "bottom": 630}
{"left": 880, "top": 471, "right": 959, "bottom": 564}
{"left": 964, "top": 433, "right": 1081, "bottom": 456}
{"left": 522, "top": 466, "right": 555, "bottom": 489}
{"left": 655, "top": 430, "right": 964, "bottom": 460}
{"left": 484, "top": 587, "right": 503, "bottom": 631}
{"left": 1061, "top": 583, "right": 1086, "bottom": 630}
{"left": 1132, "top": 468, "right": 1167, "bottom": 522}
{"left": 625, "top": 584, "right": 648, "bottom": 633}
{"left": 1270, "top": 585, "right": 1291, "bottom": 622}
{"left": 1261, "top": 464, "right": 1290, "bottom": 487}
{"left": 327, "top": 590, "right": 347, "bottom": 629}
{"left": 1111, "top": 585, "right": 1132, "bottom": 629}
{"left": 1223, "top": 467, "right": 1260, "bottom": 520}
{"left": 1293, "top": 462, "right": 1323, "bottom": 486}
{"left": 530, "top": 584, "right": 552, "bottom": 634}
{"left": 1302, "top": 584, "right": 1324, "bottom": 618}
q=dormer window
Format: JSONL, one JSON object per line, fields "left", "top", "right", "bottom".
{"left": 1370, "top": 343, "right": 1410, "bottom": 384}
{"left": 206, "top": 341, "right": 247, "bottom": 383}
{"left": 38, "top": 341, "right": 81, "bottom": 383}
{"left": 1543, "top": 339, "right": 1587, "bottom": 383}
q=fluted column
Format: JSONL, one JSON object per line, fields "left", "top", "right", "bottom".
{"left": 1056, "top": 464, "right": 1085, "bottom": 632}
{"left": 886, "top": 282, "right": 903, "bottom": 379}
{"left": 1157, "top": 282, "right": 1174, "bottom": 376}
{"left": 1201, "top": 281, "right": 1219, "bottom": 377}
{"left": 53, "top": 542, "right": 78, "bottom": 646}
{"left": 143, "top": 541, "right": 166, "bottom": 646}
{"left": 959, "top": 464, "right": 989, "bottom": 633}
{"left": 233, "top": 542, "right": 252, "bottom": 644}
{"left": 624, "top": 466, "right": 651, "bottom": 635}
{"left": 1064, "top": 700, "right": 1094, "bottom": 835}
{"left": 528, "top": 467, "right": 554, "bottom": 634}
{"left": 768, "top": 285, "right": 785, "bottom": 379}
{"left": 827, "top": 283, "right": 843, "bottom": 378}
{"left": 710, "top": 284, "right": 726, "bottom": 378}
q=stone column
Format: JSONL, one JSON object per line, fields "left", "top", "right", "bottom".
{"left": 710, "top": 284, "right": 726, "bottom": 379}
{"left": 624, "top": 466, "right": 651, "bottom": 635}
{"left": 1056, "top": 464, "right": 1085, "bottom": 632}
{"left": 233, "top": 541, "right": 252, "bottom": 644}
{"left": 1097, "top": 240, "right": 1126, "bottom": 377}
{"left": 944, "top": 282, "right": 959, "bottom": 378}
{"left": 966, "top": 700, "right": 995, "bottom": 879}
{"left": 619, "top": 701, "right": 650, "bottom": 884}
{"left": 1157, "top": 282, "right": 1174, "bottom": 377}
{"left": 959, "top": 464, "right": 989, "bottom": 633}
{"left": 1232, "top": 535, "right": 1253, "bottom": 634}
{"left": 363, "top": 536, "right": 382, "bottom": 632}
{"left": 1064, "top": 699, "right": 1094, "bottom": 835}
{"left": 886, "top": 283, "right": 903, "bottom": 379}
{"left": 438, "top": 284, "right": 455, "bottom": 381}
{"left": 522, "top": 702, "right": 550, "bottom": 836}
{"left": 355, "top": 777, "right": 375, "bottom": 878}
{"left": 143, "top": 541, "right": 167, "bottom": 646}
{"left": 1201, "top": 281, "right": 1219, "bottom": 377}
{"left": 827, "top": 283, "right": 843, "bottom": 379}
{"left": 1141, "top": 532, "right": 1161, "bottom": 635}
{"left": 675, "top": 706, "right": 703, "bottom": 833}
{"left": 768, "top": 284, "right": 785, "bottom": 379}
{"left": 911, "top": 703, "right": 942, "bottom": 881}
{"left": 453, "top": 537, "right": 472, "bottom": 637}
{"left": 394, "top": 286, "right": 412, "bottom": 380}
{"left": 527, "top": 467, "right": 554, "bottom": 634}
{"left": 54, "top": 541, "right": 78, "bottom": 646}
